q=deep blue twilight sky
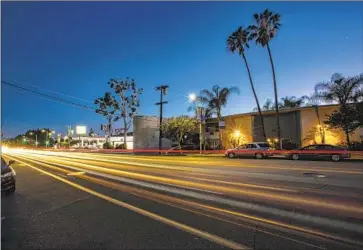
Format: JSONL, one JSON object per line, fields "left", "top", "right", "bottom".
{"left": 2, "top": 1, "right": 363, "bottom": 137}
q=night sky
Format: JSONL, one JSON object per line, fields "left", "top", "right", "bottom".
{"left": 2, "top": 1, "right": 363, "bottom": 137}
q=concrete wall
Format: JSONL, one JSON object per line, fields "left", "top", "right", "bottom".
{"left": 133, "top": 116, "right": 173, "bottom": 149}
{"left": 252, "top": 111, "right": 301, "bottom": 146}
{"left": 221, "top": 115, "right": 253, "bottom": 149}
{"left": 109, "top": 136, "right": 133, "bottom": 149}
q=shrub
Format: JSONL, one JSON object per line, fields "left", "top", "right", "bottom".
{"left": 115, "top": 144, "right": 126, "bottom": 149}
{"left": 103, "top": 142, "right": 114, "bottom": 149}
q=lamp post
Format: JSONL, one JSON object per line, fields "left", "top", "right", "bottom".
{"left": 189, "top": 93, "right": 205, "bottom": 154}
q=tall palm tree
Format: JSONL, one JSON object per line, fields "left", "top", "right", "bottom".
{"left": 199, "top": 85, "right": 240, "bottom": 148}
{"left": 227, "top": 26, "right": 267, "bottom": 140}
{"left": 279, "top": 95, "right": 308, "bottom": 108}
{"left": 248, "top": 9, "right": 281, "bottom": 148}
{"left": 314, "top": 73, "right": 363, "bottom": 106}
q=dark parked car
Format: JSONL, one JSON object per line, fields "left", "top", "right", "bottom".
{"left": 1, "top": 157, "right": 16, "bottom": 195}
{"left": 288, "top": 144, "right": 351, "bottom": 162}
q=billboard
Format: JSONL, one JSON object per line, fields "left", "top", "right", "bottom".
{"left": 76, "top": 126, "right": 87, "bottom": 135}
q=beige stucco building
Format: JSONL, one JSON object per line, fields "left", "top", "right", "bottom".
{"left": 205, "top": 104, "right": 363, "bottom": 149}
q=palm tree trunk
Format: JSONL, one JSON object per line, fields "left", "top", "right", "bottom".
{"left": 242, "top": 53, "right": 267, "bottom": 141}
{"left": 345, "top": 129, "right": 350, "bottom": 146}
{"left": 217, "top": 110, "right": 223, "bottom": 149}
{"left": 266, "top": 43, "right": 281, "bottom": 149}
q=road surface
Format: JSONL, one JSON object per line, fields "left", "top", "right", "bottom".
{"left": 2, "top": 149, "right": 363, "bottom": 249}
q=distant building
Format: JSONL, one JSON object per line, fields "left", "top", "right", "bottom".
{"left": 68, "top": 134, "right": 133, "bottom": 149}
{"left": 133, "top": 116, "right": 174, "bottom": 149}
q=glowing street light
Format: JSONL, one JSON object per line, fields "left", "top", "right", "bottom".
{"left": 188, "top": 93, "right": 197, "bottom": 102}
{"left": 234, "top": 130, "right": 241, "bottom": 138}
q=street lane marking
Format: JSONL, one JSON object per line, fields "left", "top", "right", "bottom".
{"left": 6, "top": 155, "right": 249, "bottom": 250}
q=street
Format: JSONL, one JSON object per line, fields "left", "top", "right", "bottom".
{"left": 2, "top": 149, "right": 363, "bottom": 249}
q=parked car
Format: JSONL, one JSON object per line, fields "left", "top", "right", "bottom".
{"left": 1, "top": 157, "right": 16, "bottom": 195}
{"left": 287, "top": 144, "right": 351, "bottom": 162}
{"left": 165, "top": 145, "right": 199, "bottom": 155}
{"left": 225, "top": 142, "right": 273, "bottom": 159}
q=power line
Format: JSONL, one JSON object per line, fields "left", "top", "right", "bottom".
{"left": 2, "top": 80, "right": 165, "bottom": 124}
{"left": 9, "top": 79, "right": 94, "bottom": 103}
{"left": 2, "top": 80, "right": 96, "bottom": 111}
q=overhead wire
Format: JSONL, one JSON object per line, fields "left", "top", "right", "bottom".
{"left": 2, "top": 80, "right": 167, "bottom": 123}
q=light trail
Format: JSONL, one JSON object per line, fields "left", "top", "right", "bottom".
{"left": 16, "top": 149, "right": 363, "bottom": 175}
{"left": 15, "top": 152, "right": 363, "bottom": 215}
{"left": 5, "top": 155, "right": 249, "bottom": 250}
{"left": 6, "top": 153, "right": 363, "bottom": 249}
{"left": 7, "top": 153, "right": 363, "bottom": 235}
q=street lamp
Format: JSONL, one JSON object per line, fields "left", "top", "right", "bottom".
{"left": 188, "top": 93, "right": 205, "bottom": 154}
{"left": 188, "top": 93, "right": 197, "bottom": 103}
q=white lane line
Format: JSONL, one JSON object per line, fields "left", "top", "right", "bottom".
{"left": 13, "top": 153, "right": 363, "bottom": 234}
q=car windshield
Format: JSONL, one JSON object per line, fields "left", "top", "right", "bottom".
{"left": 257, "top": 143, "right": 271, "bottom": 148}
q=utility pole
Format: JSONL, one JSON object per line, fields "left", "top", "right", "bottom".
{"left": 155, "top": 85, "right": 169, "bottom": 153}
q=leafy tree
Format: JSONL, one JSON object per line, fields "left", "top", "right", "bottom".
{"left": 162, "top": 116, "right": 198, "bottom": 148}
{"left": 108, "top": 78, "right": 143, "bottom": 149}
{"left": 199, "top": 85, "right": 240, "bottom": 148}
{"left": 94, "top": 92, "right": 120, "bottom": 142}
{"left": 187, "top": 102, "right": 215, "bottom": 120}
{"left": 227, "top": 26, "right": 267, "bottom": 140}
{"left": 324, "top": 105, "right": 361, "bottom": 144}
{"left": 248, "top": 9, "right": 282, "bottom": 147}
{"left": 314, "top": 73, "right": 363, "bottom": 106}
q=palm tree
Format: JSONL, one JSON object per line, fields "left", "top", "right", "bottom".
{"left": 314, "top": 73, "right": 363, "bottom": 106}
{"left": 254, "top": 98, "right": 274, "bottom": 111}
{"left": 279, "top": 96, "right": 308, "bottom": 108}
{"left": 248, "top": 9, "right": 281, "bottom": 148}
{"left": 199, "top": 85, "right": 240, "bottom": 148}
{"left": 227, "top": 26, "right": 267, "bottom": 140}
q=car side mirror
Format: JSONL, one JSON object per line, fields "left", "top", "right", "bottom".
{"left": 9, "top": 160, "right": 15, "bottom": 165}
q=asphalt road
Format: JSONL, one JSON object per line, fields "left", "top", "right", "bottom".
{"left": 2, "top": 149, "right": 363, "bottom": 249}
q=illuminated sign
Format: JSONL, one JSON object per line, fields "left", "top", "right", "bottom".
{"left": 76, "top": 126, "right": 87, "bottom": 135}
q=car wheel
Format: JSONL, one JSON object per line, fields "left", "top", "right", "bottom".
{"left": 331, "top": 154, "right": 341, "bottom": 162}
{"left": 255, "top": 153, "right": 264, "bottom": 159}
{"left": 228, "top": 152, "right": 235, "bottom": 159}
{"left": 291, "top": 154, "right": 299, "bottom": 160}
